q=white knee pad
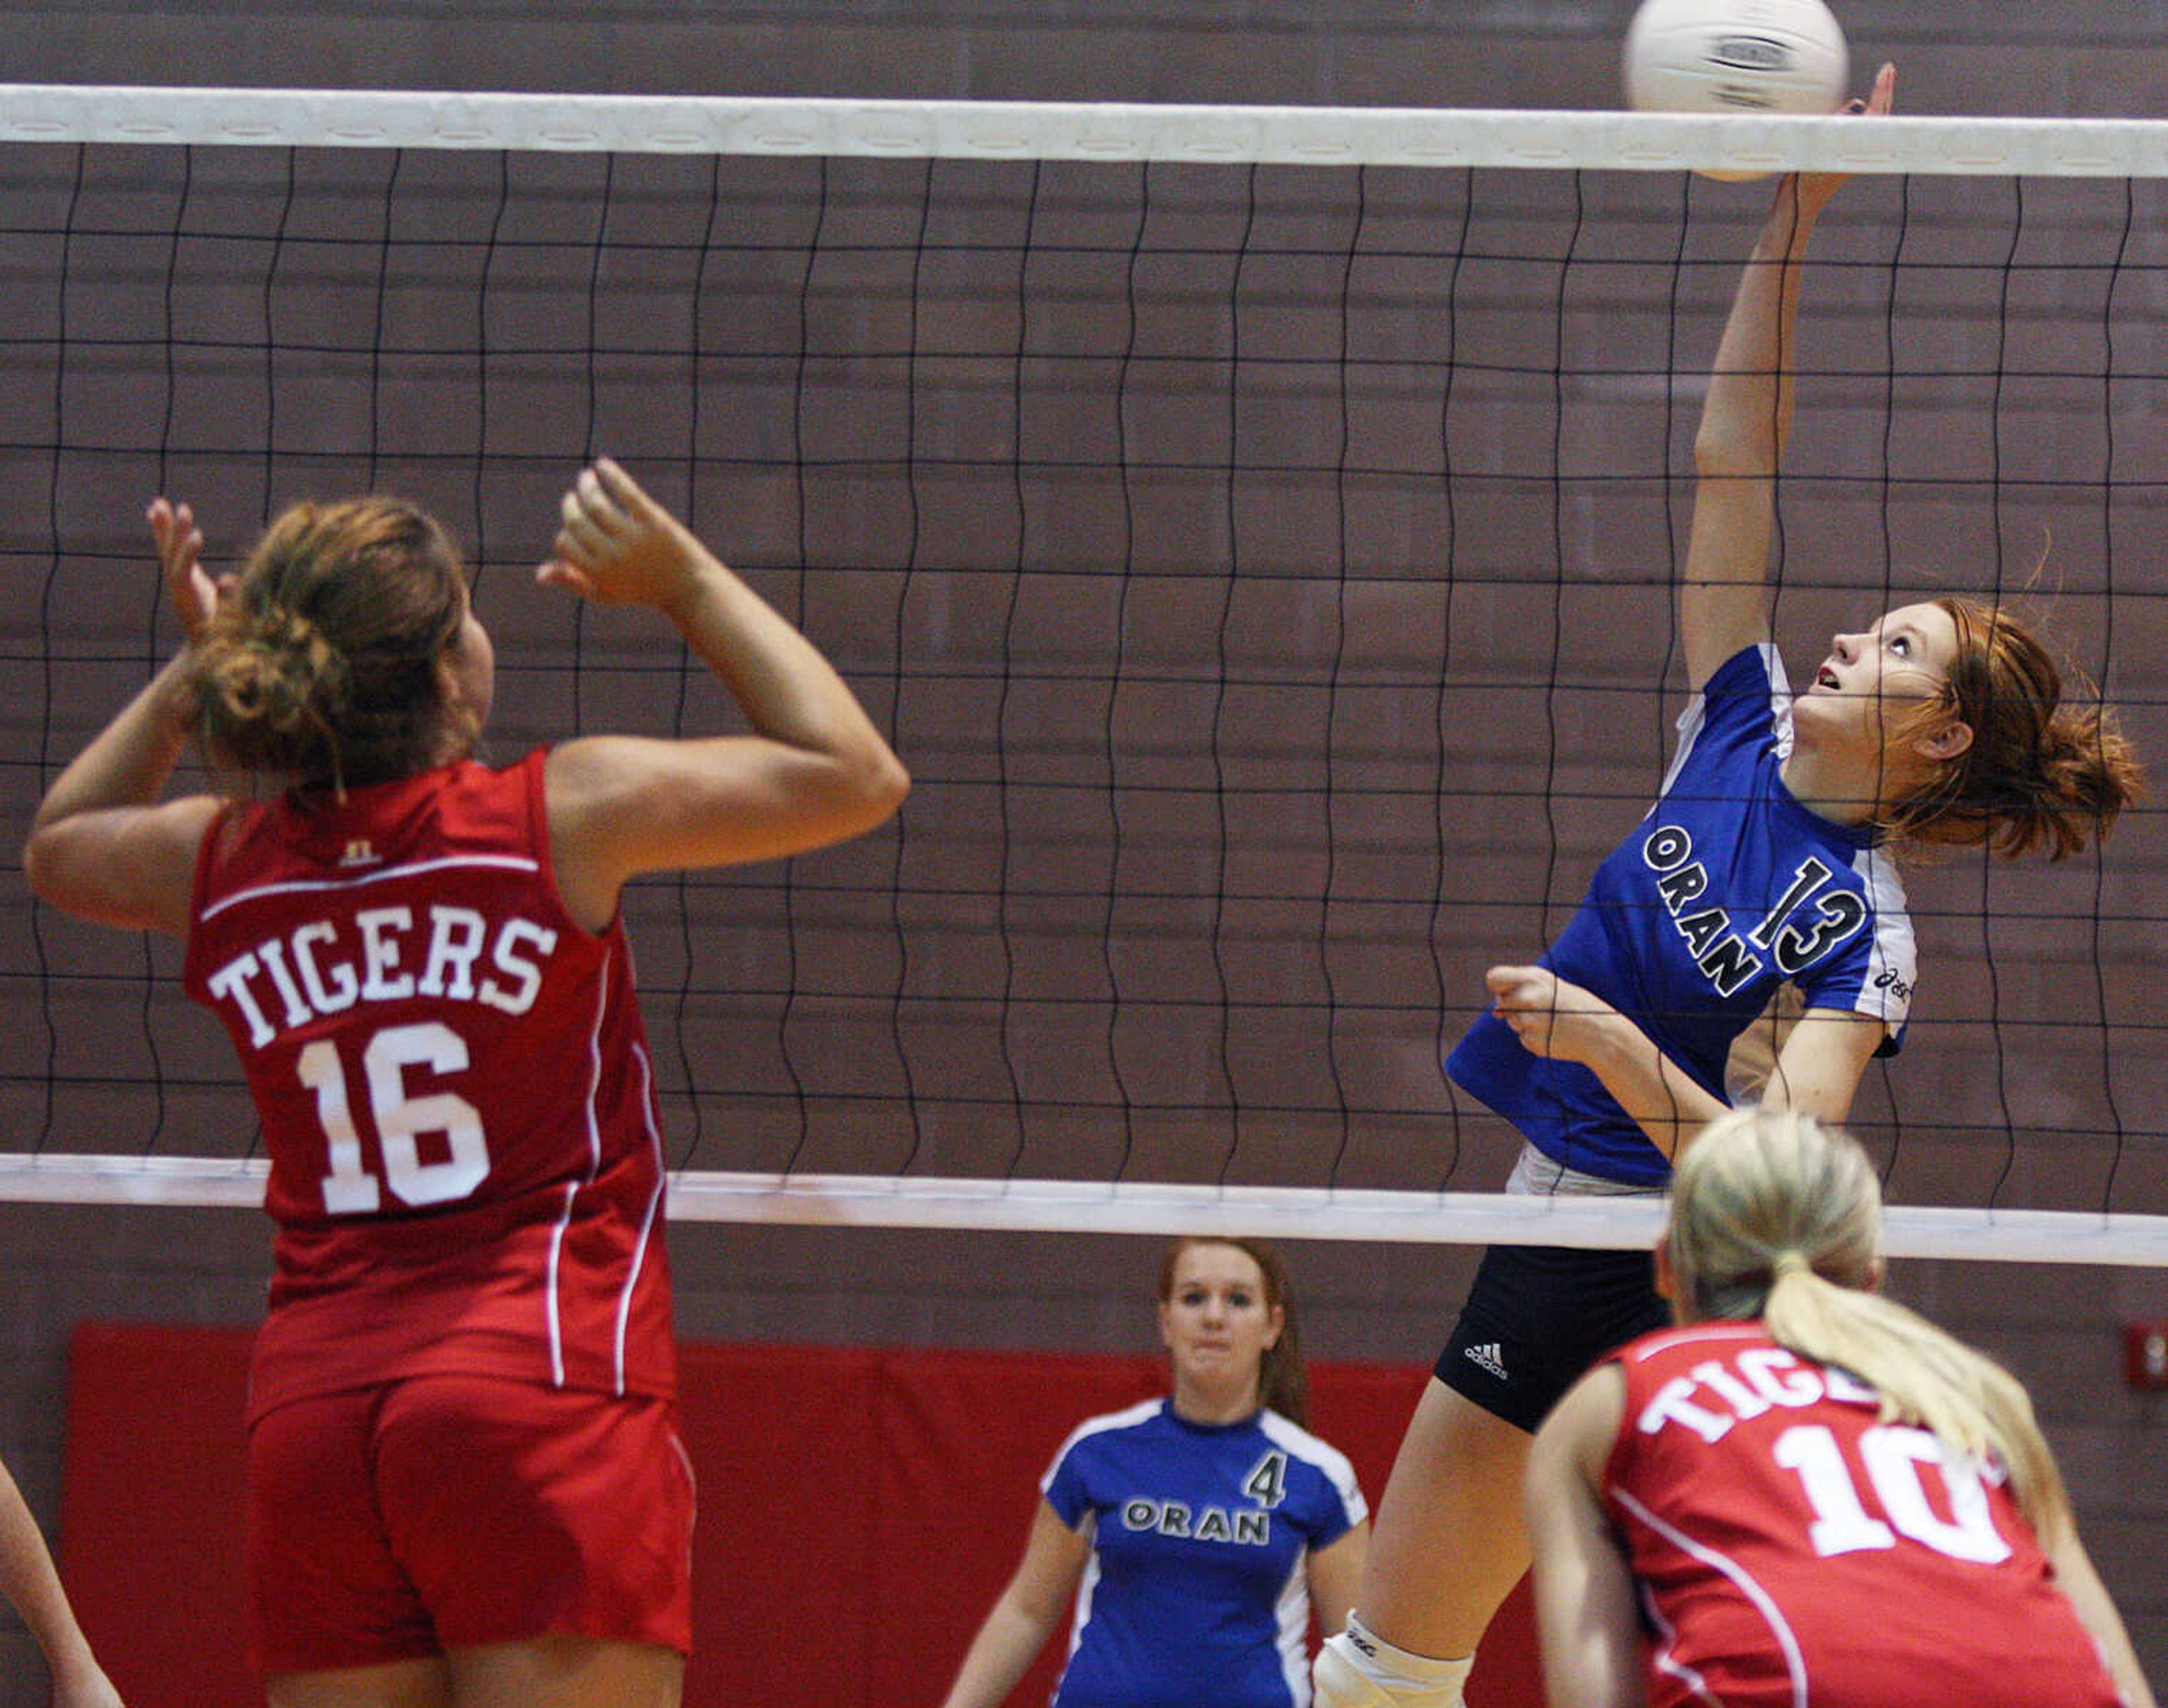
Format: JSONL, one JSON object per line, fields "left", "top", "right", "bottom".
{"left": 1313, "top": 1632, "right": 1401, "bottom": 1708}
{"left": 1312, "top": 1613, "right": 1473, "bottom": 1708}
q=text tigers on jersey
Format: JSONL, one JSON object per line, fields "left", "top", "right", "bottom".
{"left": 204, "top": 901, "right": 560, "bottom": 1047}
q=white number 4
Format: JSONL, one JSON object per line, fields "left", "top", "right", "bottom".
{"left": 1243, "top": 1449, "right": 1288, "bottom": 1509}
{"left": 296, "top": 1022, "right": 491, "bottom": 1214}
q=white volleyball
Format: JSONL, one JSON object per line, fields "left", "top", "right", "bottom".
{"left": 1623, "top": 0, "right": 1849, "bottom": 115}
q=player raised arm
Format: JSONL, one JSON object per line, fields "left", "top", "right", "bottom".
{"left": 538, "top": 458, "right": 910, "bottom": 932}
{"left": 1680, "top": 63, "right": 1896, "bottom": 691}
{"left": 23, "top": 499, "right": 229, "bottom": 934}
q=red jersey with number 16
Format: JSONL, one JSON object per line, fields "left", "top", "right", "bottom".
{"left": 1601, "top": 1322, "right": 2118, "bottom": 1708}
{"left": 182, "top": 748, "right": 675, "bottom": 1422}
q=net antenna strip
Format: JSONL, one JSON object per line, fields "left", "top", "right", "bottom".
{"left": 5, "top": 85, "right": 2168, "bottom": 177}
{"left": 0, "top": 1155, "right": 2163, "bottom": 1267}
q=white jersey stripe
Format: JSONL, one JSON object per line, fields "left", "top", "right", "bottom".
{"left": 613, "top": 1038, "right": 666, "bottom": 1398}
{"left": 195, "top": 852, "right": 540, "bottom": 922}
{"left": 1614, "top": 1484, "right": 1809, "bottom": 1708}
{"left": 547, "top": 944, "right": 615, "bottom": 1390}
{"left": 1063, "top": 1510, "right": 1103, "bottom": 1685}
{"left": 544, "top": 1181, "right": 575, "bottom": 1388}
{"left": 1273, "top": 1553, "right": 1313, "bottom": 1707}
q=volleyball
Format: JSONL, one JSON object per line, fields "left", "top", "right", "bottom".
{"left": 1623, "top": 0, "right": 1848, "bottom": 116}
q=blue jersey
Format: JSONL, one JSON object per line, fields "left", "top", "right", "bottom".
{"left": 1039, "top": 1398, "right": 1366, "bottom": 1708}
{"left": 1448, "top": 644, "right": 1914, "bottom": 1186}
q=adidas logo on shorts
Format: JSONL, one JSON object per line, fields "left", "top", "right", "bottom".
{"left": 1463, "top": 1341, "right": 1508, "bottom": 1381}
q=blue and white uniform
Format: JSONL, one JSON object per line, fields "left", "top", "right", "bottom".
{"left": 1448, "top": 643, "right": 1915, "bottom": 1186}
{"left": 1039, "top": 1398, "right": 1366, "bottom": 1708}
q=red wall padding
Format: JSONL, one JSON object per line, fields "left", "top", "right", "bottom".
{"left": 59, "top": 1323, "right": 1538, "bottom": 1706}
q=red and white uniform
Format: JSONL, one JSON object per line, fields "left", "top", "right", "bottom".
{"left": 183, "top": 748, "right": 674, "bottom": 1421}
{"left": 1602, "top": 1322, "right": 2121, "bottom": 1708}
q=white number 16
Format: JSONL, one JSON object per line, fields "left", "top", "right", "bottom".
{"left": 295, "top": 1022, "right": 491, "bottom": 1214}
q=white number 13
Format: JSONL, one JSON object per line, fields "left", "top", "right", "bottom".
{"left": 296, "top": 1022, "right": 491, "bottom": 1214}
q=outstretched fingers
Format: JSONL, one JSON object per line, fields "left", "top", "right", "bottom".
{"left": 588, "top": 455, "right": 662, "bottom": 522}
{"left": 148, "top": 497, "right": 218, "bottom": 642}
{"left": 556, "top": 469, "right": 627, "bottom": 560}
{"left": 537, "top": 458, "right": 705, "bottom": 610}
{"left": 1861, "top": 59, "right": 1897, "bottom": 117}
{"left": 1789, "top": 60, "right": 1898, "bottom": 220}
{"left": 557, "top": 459, "right": 666, "bottom": 557}
{"left": 540, "top": 464, "right": 625, "bottom": 597}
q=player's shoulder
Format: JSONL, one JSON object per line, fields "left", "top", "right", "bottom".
{"left": 1682, "top": 642, "right": 1786, "bottom": 742}
{"left": 1255, "top": 1408, "right": 1358, "bottom": 1479}
{"left": 1710, "top": 641, "right": 1784, "bottom": 698}
{"left": 1255, "top": 1409, "right": 1367, "bottom": 1521}
{"left": 1048, "top": 1396, "right": 1169, "bottom": 1464}
{"left": 1614, "top": 1319, "right": 1769, "bottom": 1368}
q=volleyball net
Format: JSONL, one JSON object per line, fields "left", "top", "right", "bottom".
{"left": 3, "top": 86, "right": 2165, "bottom": 1262}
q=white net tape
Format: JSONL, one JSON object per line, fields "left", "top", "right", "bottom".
{"left": 5, "top": 85, "right": 2167, "bottom": 177}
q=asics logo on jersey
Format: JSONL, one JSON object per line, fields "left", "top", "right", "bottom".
{"left": 1463, "top": 1342, "right": 1509, "bottom": 1381}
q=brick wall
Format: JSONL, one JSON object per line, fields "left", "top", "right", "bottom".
{"left": 0, "top": 4, "right": 2163, "bottom": 1702}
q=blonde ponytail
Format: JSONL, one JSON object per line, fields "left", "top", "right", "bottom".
{"left": 1672, "top": 1107, "right": 2074, "bottom": 1540}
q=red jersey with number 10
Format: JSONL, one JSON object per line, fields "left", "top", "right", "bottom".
{"left": 182, "top": 748, "right": 675, "bottom": 1421}
{"left": 1602, "top": 1322, "right": 2118, "bottom": 1708}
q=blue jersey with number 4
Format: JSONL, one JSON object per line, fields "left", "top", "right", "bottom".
{"left": 1448, "top": 644, "right": 1915, "bottom": 1186}
{"left": 1039, "top": 1398, "right": 1365, "bottom": 1708}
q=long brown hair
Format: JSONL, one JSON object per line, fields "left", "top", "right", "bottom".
{"left": 192, "top": 496, "right": 476, "bottom": 793}
{"left": 1883, "top": 597, "right": 2140, "bottom": 860}
{"left": 1157, "top": 1236, "right": 1310, "bottom": 1426}
{"left": 1668, "top": 1106, "right": 2073, "bottom": 1541}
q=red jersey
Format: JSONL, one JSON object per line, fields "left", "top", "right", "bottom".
{"left": 1601, "top": 1322, "right": 2120, "bottom": 1708}
{"left": 182, "top": 748, "right": 675, "bottom": 1420}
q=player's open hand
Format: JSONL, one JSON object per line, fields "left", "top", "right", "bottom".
{"left": 148, "top": 497, "right": 221, "bottom": 645}
{"left": 1787, "top": 59, "right": 1896, "bottom": 222}
{"left": 538, "top": 458, "right": 713, "bottom": 615}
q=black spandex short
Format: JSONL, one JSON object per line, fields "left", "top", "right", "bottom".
{"left": 1435, "top": 1242, "right": 1672, "bottom": 1434}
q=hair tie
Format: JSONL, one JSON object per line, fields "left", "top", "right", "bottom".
{"left": 1771, "top": 1250, "right": 1814, "bottom": 1280}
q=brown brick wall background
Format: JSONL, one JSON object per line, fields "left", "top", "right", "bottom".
{"left": 0, "top": 5, "right": 2163, "bottom": 1701}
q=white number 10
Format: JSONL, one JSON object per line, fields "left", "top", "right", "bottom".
{"left": 1774, "top": 1422, "right": 2012, "bottom": 1565}
{"left": 296, "top": 1022, "right": 491, "bottom": 1214}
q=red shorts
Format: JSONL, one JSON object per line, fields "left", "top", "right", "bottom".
{"left": 246, "top": 1374, "right": 694, "bottom": 1675}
